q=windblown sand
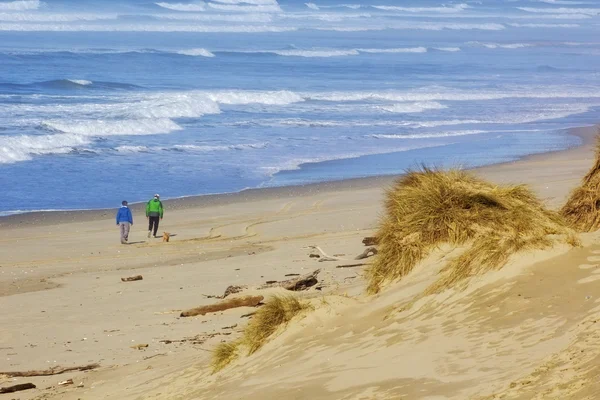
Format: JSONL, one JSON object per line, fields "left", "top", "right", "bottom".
{"left": 1, "top": 126, "right": 599, "bottom": 399}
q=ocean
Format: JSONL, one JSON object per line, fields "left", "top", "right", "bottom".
{"left": 1, "top": 0, "right": 599, "bottom": 214}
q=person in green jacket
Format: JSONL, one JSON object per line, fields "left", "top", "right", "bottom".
{"left": 146, "top": 194, "right": 164, "bottom": 238}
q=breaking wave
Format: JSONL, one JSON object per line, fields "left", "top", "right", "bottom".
{"left": 176, "top": 48, "right": 215, "bottom": 57}
{"left": 0, "top": 0, "right": 40, "bottom": 11}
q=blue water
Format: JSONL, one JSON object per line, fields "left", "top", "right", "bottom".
{"left": 1, "top": 0, "right": 600, "bottom": 214}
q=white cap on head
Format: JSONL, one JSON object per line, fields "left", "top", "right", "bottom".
{"left": 154, "top": 194, "right": 160, "bottom": 198}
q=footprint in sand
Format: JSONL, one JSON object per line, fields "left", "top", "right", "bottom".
{"left": 592, "top": 250, "right": 600, "bottom": 254}
{"left": 579, "top": 264, "right": 598, "bottom": 270}
{"left": 577, "top": 275, "right": 600, "bottom": 284}
{"left": 587, "top": 256, "right": 600, "bottom": 262}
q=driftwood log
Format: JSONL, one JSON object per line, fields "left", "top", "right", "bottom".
{"left": 0, "top": 363, "right": 99, "bottom": 377}
{"left": 203, "top": 285, "right": 248, "bottom": 299}
{"left": 121, "top": 275, "right": 143, "bottom": 282}
{"left": 180, "top": 295, "right": 264, "bottom": 317}
{"left": 355, "top": 247, "right": 378, "bottom": 260}
{"left": 259, "top": 269, "right": 320, "bottom": 291}
{"left": 362, "top": 236, "right": 379, "bottom": 246}
{"left": 0, "top": 383, "right": 36, "bottom": 394}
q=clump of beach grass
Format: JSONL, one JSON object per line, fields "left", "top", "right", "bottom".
{"left": 561, "top": 131, "right": 600, "bottom": 232}
{"left": 211, "top": 341, "right": 240, "bottom": 373}
{"left": 367, "top": 167, "right": 575, "bottom": 294}
{"left": 210, "top": 295, "right": 311, "bottom": 372}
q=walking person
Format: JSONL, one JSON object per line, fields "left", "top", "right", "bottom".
{"left": 146, "top": 194, "right": 164, "bottom": 238}
{"left": 116, "top": 200, "right": 133, "bottom": 244}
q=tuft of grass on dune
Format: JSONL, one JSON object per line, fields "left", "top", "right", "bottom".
{"left": 367, "top": 167, "right": 576, "bottom": 294}
{"left": 243, "top": 295, "right": 311, "bottom": 355}
{"left": 211, "top": 341, "right": 240, "bottom": 373}
{"left": 561, "top": 130, "right": 600, "bottom": 232}
{"left": 210, "top": 295, "right": 311, "bottom": 372}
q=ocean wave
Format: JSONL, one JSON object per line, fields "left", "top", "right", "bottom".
{"left": 176, "top": 48, "right": 215, "bottom": 57}
{"left": 316, "top": 22, "right": 505, "bottom": 31}
{"left": 170, "top": 142, "right": 269, "bottom": 152}
{"left": 468, "top": 41, "right": 533, "bottom": 49}
{"left": 370, "top": 130, "right": 486, "bottom": 139}
{"left": 115, "top": 145, "right": 150, "bottom": 153}
{"left": 0, "top": 0, "right": 40, "bottom": 11}
{"left": 155, "top": 2, "right": 206, "bottom": 11}
{"left": 377, "top": 102, "right": 448, "bottom": 113}
{"left": 0, "top": 12, "right": 118, "bottom": 22}
{"left": 206, "top": 2, "right": 282, "bottom": 13}
{"left": 358, "top": 47, "right": 427, "bottom": 53}
{"left": 0, "top": 133, "right": 90, "bottom": 164}
{"left": 0, "top": 23, "right": 297, "bottom": 32}
{"left": 205, "top": 90, "right": 303, "bottom": 105}
{"left": 270, "top": 49, "right": 359, "bottom": 57}
{"left": 433, "top": 47, "right": 461, "bottom": 52}
{"left": 508, "top": 23, "right": 580, "bottom": 28}
{"left": 156, "top": 13, "right": 273, "bottom": 22}
{"left": 371, "top": 4, "right": 470, "bottom": 13}
{"left": 518, "top": 6, "right": 600, "bottom": 15}
{"left": 41, "top": 118, "right": 182, "bottom": 136}
{"left": 304, "top": 3, "right": 362, "bottom": 10}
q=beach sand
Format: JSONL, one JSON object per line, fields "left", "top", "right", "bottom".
{"left": 1, "top": 126, "right": 600, "bottom": 399}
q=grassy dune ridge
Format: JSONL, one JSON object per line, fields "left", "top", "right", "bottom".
{"left": 366, "top": 167, "right": 578, "bottom": 294}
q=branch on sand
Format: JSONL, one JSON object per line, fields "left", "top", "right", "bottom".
{"left": 259, "top": 269, "right": 320, "bottom": 291}
{"left": 0, "top": 363, "right": 100, "bottom": 377}
{"left": 180, "top": 295, "right": 264, "bottom": 317}
{"left": 308, "top": 246, "right": 340, "bottom": 262}
{"left": 121, "top": 275, "right": 143, "bottom": 282}
{"left": 0, "top": 383, "right": 36, "bottom": 394}
{"left": 354, "top": 247, "right": 378, "bottom": 260}
{"left": 336, "top": 263, "right": 366, "bottom": 269}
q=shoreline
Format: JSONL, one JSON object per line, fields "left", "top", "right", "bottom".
{"left": 1, "top": 124, "right": 596, "bottom": 227}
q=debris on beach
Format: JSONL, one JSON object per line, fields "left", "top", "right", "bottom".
{"left": 362, "top": 236, "right": 379, "bottom": 246}
{"left": 180, "top": 295, "right": 264, "bottom": 317}
{"left": 121, "top": 275, "right": 143, "bottom": 282}
{"left": 259, "top": 269, "right": 320, "bottom": 291}
{"left": 0, "top": 363, "right": 100, "bottom": 377}
{"left": 58, "top": 379, "right": 74, "bottom": 386}
{"left": 131, "top": 344, "right": 149, "bottom": 350}
{"left": 0, "top": 382, "right": 36, "bottom": 394}
{"left": 355, "top": 247, "right": 378, "bottom": 260}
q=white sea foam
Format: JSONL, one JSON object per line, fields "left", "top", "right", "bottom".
{"left": 377, "top": 102, "right": 447, "bottom": 113}
{"left": 155, "top": 2, "right": 206, "bottom": 11}
{"left": 317, "top": 22, "right": 505, "bottom": 31}
{"left": 171, "top": 142, "right": 268, "bottom": 152}
{"left": 518, "top": 6, "right": 600, "bottom": 15}
{"left": 116, "top": 145, "right": 150, "bottom": 153}
{"left": 156, "top": 13, "right": 272, "bottom": 22}
{"left": 0, "top": 0, "right": 40, "bottom": 11}
{"left": 0, "top": 12, "right": 118, "bottom": 22}
{"left": 305, "top": 2, "right": 319, "bottom": 10}
{"left": 433, "top": 47, "right": 461, "bottom": 52}
{"left": 508, "top": 23, "right": 579, "bottom": 28}
{"left": 0, "top": 23, "right": 297, "bottom": 32}
{"left": 0, "top": 133, "right": 90, "bottom": 164}
{"left": 176, "top": 48, "right": 215, "bottom": 57}
{"left": 469, "top": 41, "right": 533, "bottom": 49}
{"left": 271, "top": 49, "right": 359, "bottom": 57}
{"left": 372, "top": 4, "right": 470, "bottom": 13}
{"left": 358, "top": 47, "right": 427, "bottom": 53}
{"left": 206, "top": 90, "right": 304, "bottom": 105}
{"left": 370, "top": 130, "right": 486, "bottom": 139}
{"left": 210, "top": 0, "right": 278, "bottom": 4}
{"left": 67, "top": 79, "right": 93, "bottom": 86}
{"left": 42, "top": 118, "right": 182, "bottom": 136}
{"left": 206, "top": 2, "right": 282, "bottom": 12}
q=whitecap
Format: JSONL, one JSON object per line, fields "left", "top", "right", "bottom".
{"left": 358, "top": 47, "right": 427, "bottom": 53}
{"left": 377, "top": 102, "right": 448, "bottom": 113}
{"left": 67, "top": 79, "right": 93, "bottom": 86}
{"left": 42, "top": 118, "right": 182, "bottom": 136}
{"left": 0, "top": 133, "right": 90, "bottom": 164}
{"left": 176, "top": 48, "right": 215, "bottom": 57}
{"left": 370, "top": 130, "right": 486, "bottom": 139}
{"left": 0, "top": 0, "right": 41, "bottom": 11}
{"left": 155, "top": 2, "right": 206, "bottom": 11}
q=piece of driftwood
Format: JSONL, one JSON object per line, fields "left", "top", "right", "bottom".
{"left": 131, "top": 344, "right": 149, "bottom": 350}
{"left": 58, "top": 379, "right": 74, "bottom": 386}
{"left": 203, "top": 285, "right": 247, "bottom": 299}
{"left": 121, "top": 275, "right": 143, "bottom": 282}
{"left": 308, "top": 246, "right": 340, "bottom": 262}
{"left": 0, "top": 383, "right": 36, "bottom": 394}
{"left": 355, "top": 247, "right": 378, "bottom": 260}
{"left": 180, "top": 295, "right": 264, "bottom": 317}
{"left": 336, "top": 263, "right": 366, "bottom": 269}
{"left": 259, "top": 269, "right": 320, "bottom": 291}
{"left": 0, "top": 363, "right": 100, "bottom": 377}
{"left": 362, "top": 236, "right": 379, "bottom": 246}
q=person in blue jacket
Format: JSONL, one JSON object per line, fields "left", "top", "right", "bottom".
{"left": 116, "top": 200, "right": 133, "bottom": 244}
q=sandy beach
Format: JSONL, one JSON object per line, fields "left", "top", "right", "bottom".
{"left": 2, "top": 126, "right": 600, "bottom": 400}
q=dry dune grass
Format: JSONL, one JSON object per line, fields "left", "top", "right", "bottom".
{"left": 367, "top": 167, "right": 577, "bottom": 294}
{"left": 211, "top": 295, "right": 310, "bottom": 372}
{"left": 561, "top": 131, "right": 600, "bottom": 232}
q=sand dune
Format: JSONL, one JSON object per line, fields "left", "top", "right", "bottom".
{"left": 1, "top": 127, "right": 600, "bottom": 399}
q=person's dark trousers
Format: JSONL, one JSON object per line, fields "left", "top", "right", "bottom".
{"left": 148, "top": 216, "right": 160, "bottom": 237}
